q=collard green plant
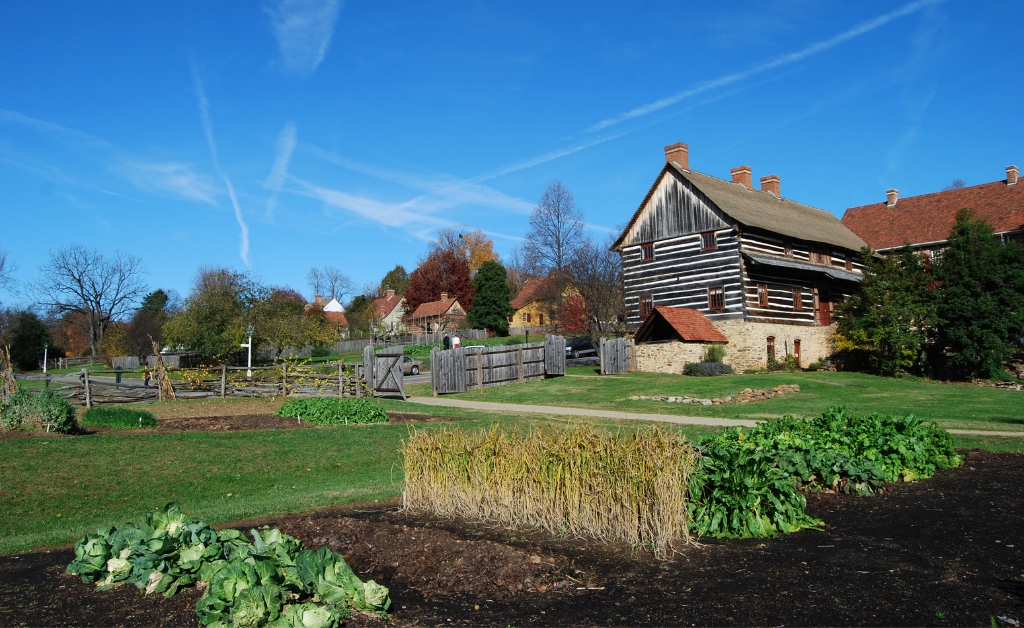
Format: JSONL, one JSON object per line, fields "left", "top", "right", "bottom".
{"left": 0, "top": 385, "right": 77, "bottom": 433}
{"left": 688, "top": 406, "right": 963, "bottom": 538}
{"left": 67, "top": 504, "right": 389, "bottom": 628}
{"left": 82, "top": 407, "right": 157, "bottom": 429}
{"left": 275, "top": 398, "right": 387, "bottom": 426}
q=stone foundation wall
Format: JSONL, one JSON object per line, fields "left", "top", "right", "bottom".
{"left": 634, "top": 322, "right": 835, "bottom": 374}
{"left": 635, "top": 341, "right": 709, "bottom": 374}
{"left": 711, "top": 320, "right": 835, "bottom": 372}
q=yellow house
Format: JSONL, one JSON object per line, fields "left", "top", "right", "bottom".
{"left": 509, "top": 273, "right": 580, "bottom": 330}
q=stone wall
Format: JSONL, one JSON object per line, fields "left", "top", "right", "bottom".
{"left": 635, "top": 341, "right": 708, "bottom": 374}
{"left": 712, "top": 320, "right": 835, "bottom": 372}
{"left": 634, "top": 321, "right": 835, "bottom": 374}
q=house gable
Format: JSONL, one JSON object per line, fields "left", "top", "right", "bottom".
{"left": 614, "top": 167, "right": 730, "bottom": 249}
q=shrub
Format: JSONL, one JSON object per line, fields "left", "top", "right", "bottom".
{"left": 688, "top": 406, "right": 962, "bottom": 538}
{"left": 403, "top": 423, "right": 698, "bottom": 559}
{"left": 310, "top": 346, "right": 332, "bottom": 358}
{"left": 81, "top": 407, "right": 157, "bottom": 429}
{"left": 702, "top": 344, "right": 726, "bottom": 363}
{"left": 684, "top": 361, "right": 734, "bottom": 376}
{"left": 0, "top": 386, "right": 78, "bottom": 434}
{"left": 276, "top": 398, "right": 388, "bottom": 425}
{"left": 404, "top": 343, "right": 438, "bottom": 356}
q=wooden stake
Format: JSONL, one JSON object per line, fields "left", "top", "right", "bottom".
{"left": 220, "top": 364, "right": 227, "bottom": 398}
{"left": 83, "top": 368, "right": 92, "bottom": 408}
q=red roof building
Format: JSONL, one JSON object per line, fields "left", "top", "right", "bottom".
{"left": 634, "top": 306, "right": 729, "bottom": 344}
{"left": 405, "top": 292, "right": 466, "bottom": 333}
{"left": 841, "top": 165, "right": 1023, "bottom": 253}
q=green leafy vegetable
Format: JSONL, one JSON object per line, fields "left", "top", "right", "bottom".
{"left": 275, "top": 398, "right": 387, "bottom": 426}
{"left": 67, "top": 504, "right": 390, "bottom": 627}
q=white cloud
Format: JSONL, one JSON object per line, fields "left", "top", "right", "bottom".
{"left": 265, "top": 0, "right": 343, "bottom": 75}
{"left": 587, "top": 0, "right": 944, "bottom": 132}
{"left": 0, "top": 108, "right": 111, "bottom": 148}
{"left": 123, "top": 162, "right": 218, "bottom": 203}
{"left": 264, "top": 122, "right": 297, "bottom": 218}
{"left": 191, "top": 64, "right": 252, "bottom": 267}
{"left": 291, "top": 177, "right": 438, "bottom": 229}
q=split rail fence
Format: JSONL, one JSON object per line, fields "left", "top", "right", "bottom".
{"left": 14, "top": 345, "right": 409, "bottom": 407}
{"left": 430, "top": 334, "right": 565, "bottom": 395}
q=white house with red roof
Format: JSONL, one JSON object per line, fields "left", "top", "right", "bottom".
{"left": 370, "top": 289, "right": 407, "bottom": 334}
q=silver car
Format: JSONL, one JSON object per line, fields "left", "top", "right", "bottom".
{"left": 401, "top": 356, "right": 423, "bottom": 375}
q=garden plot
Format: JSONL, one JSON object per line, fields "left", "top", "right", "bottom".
{"left": 2, "top": 450, "right": 1022, "bottom": 627}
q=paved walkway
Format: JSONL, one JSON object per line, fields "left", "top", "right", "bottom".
{"left": 405, "top": 396, "right": 1024, "bottom": 437}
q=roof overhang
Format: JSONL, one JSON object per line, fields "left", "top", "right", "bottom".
{"left": 743, "top": 252, "right": 863, "bottom": 283}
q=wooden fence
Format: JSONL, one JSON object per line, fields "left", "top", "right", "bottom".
{"left": 600, "top": 337, "right": 636, "bottom": 375}
{"left": 430, "top": 334, "right": 565, "bottom": 395}
{"left": 13, "top": 357, "right": 398, "bottom": 407}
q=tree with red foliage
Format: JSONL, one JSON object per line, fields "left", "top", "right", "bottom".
{"left": 406, "top": 249, "right": 474, "bottom": 313}
{"left": 559, "top": 294, "right": 590, "bottom": 335}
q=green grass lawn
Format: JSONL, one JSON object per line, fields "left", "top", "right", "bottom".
{"left": 424, "top": 368, "right": 1024, "bottom": 433}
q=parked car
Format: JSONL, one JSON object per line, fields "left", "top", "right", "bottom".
{"left": 401, "top": 356, "right": 424, "bottom": 375}
{"left": 565, "top": 337, "right": 597, "bottom": 359}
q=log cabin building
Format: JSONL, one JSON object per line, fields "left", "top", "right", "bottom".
{"left": 612, "top": 143, "right": 870, "bottom": 371}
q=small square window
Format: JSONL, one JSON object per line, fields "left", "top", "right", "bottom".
{"left": 708, "top": 287, "right": 724, "bottom": 311}
{"left": 640, "top": 243, "right": 655, "bottom": 262}
{"left": 845, "top": 254, "right": 853, "bottom": 271}
{"left": 538, "top": 313, "right": 544, "bottom": 325}
{"left": 639, "top": 295, "right": 654, "bottom": 318}
{"left": 522, "top": 312, "right": 531, "bottom": 323}
{"left": 757, "top": 284, "right": 769, "bottom": 308}
{"left": 701, "top": 232, "right": 717, "bottom": 251}
{"left": 793, "top": 289, "right": 803, "bottom": 311}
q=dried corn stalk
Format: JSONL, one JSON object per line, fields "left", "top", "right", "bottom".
{"left": 149, "top": 338, "right": 176, "bottom": 401}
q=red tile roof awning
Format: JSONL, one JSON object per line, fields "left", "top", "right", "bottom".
{"left": 634, "top": 306, "right": 728, "bottom": 344}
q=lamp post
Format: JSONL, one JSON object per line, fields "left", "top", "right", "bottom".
{"left": 241, "top": 324, "right": 254, "bottom": 378}
{"left": 42, "top": 342, "right": 48, "bottom": 374}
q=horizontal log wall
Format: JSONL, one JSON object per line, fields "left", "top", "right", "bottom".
{"left": 739, "top": 230, "right": 866, "bottom": 273}
{"left": 622, "top": 228, "right": 744, "bottom": 327}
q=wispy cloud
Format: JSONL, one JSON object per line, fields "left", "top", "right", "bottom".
{"left": 191, "top": 63, "right": 251, "bottom": 266}
{"left": 264, "top": 122, "right": 297, "bottom": 218}
{"left": 0, "top": 108, "right": 112, "bottom": 148}
{"left": 265, "top": 0, "right": 343, "bottom": 75}
{"left": 291, "top": 177, "right": 440, "bottom": 229}
{"left": 122, "top": 162, "right": 219, "bottom": 203}
{"left": 587, "top": 0, "right": 944, "bottom": 133}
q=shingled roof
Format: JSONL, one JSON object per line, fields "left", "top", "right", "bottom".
{"left": 634, "top": 306, "right": 729, "bottom": 344}
{"left": 613, "top": 163, "right": 868, "bottom": 252}
{"left": 409, "top": 295, "right": 461, "bottom": 319}
{"left": 371, "top": 291, "right": 404, "bottom": 318}
{"left": 511, "top": 274, "right": 564, "bottom": 311}
{"left": 841, "top": 177, "right": 1024, "bottom": 251}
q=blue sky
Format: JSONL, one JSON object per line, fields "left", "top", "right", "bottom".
{"left": 1, "top": 0, "right": 1021, "bottom": 306}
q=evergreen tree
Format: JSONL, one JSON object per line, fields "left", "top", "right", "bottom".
{"left": 379, "top": 265, "right": 410, "bottom": 294}
{"left": 835, "top": 247, "right": 935, "bottom": 376}
{"left": 7, "top": 311, "right": 52, "bottom": 371}
{"left": 933, "top": 209, "right": 1024, "bottom": 379}
{"left": 467, "top": 261, "right": 513, "bottom": 336}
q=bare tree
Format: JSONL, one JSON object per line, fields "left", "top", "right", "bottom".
{"left": 307, "top": 266, "right": 353, "bottom": 301}
{"left": 942, "top": 179, "right": 967, "bottom": 191}
{"left": 523, "top": 181, "right": 585, "bottom": 273}
{"left": 0, "top": 247, "right": 15, "bottom": 304}
{"left": 569, "top": 234, "right": 624, "bottom": 337}
{"left": 33, "top": 245, "right": 147, "bottom": 356}
{"left": 323, "top": 266, "right": 354, "bottom": 301}
{"left": 307, "top": 267, "right": 326, "bottom": 298}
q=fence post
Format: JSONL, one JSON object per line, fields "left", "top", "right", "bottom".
{"left": 83, "top": 368, "right": 92, "bottom": 408}
{"left": 430, "top": 348, "right": 438, "bottom": 396}
{"left": 477, "top": 348, "right": 484, "bottom": 390}
{"left": 339, "top": 363, "right": 344, "bottom": 398}
{"left": 599, "top": 337, "right": 607, "bottom": 375}
{"left": 281, "top": 363, "right": 288, "bottom": 396}
{"left": 355, "top": 364, "right": 362, "bottom": 397}
{"left": 220, "top": 364, "right": 227, "bottom": 398}
{"left": 517, "top": 346, "right": 525, "bottom": 383}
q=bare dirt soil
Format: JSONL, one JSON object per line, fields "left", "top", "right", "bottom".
{"left": 1, "top": 450, "right": 1022, "bottom": 626}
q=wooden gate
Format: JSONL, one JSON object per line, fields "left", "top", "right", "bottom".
{"left": 431, "top": 335, "right": 565, "bottom": 395}
{"left": 364, "top": 345, "right": 406, "bottom": 400}
{"left": 600, "top": 337, "right": 635, "bottom": 375}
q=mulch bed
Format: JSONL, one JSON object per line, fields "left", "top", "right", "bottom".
{"left": 2, "top": 451, "right": 1022, "bottom": 626}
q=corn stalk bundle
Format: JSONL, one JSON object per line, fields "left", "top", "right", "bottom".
{"left": 149, "top": 338, "right": 176, "bottom": 401}
{"left": 402, "top": 423, "right": 697, "bottom": 558}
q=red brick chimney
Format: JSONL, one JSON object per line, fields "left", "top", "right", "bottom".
{"left": 664, "top": 143, "right": 689, "bottom": 169}
{"left": 386, "top": 289, "right": 395, "bottom": 298}
{"left": 886, "top": 189, "right": 899, "bottom": 207}
{"left": 1008, "top": 165, "right": 1019, "bottom": 186}
{"left": 731, "top": 166, "right": 752, "bottom": 190}
{"left": 440, "top": 292, "right": 448, "bottom": 301}
{"left": 315, "top": 294, "right": 323, "bottom": 303}
{"left": 760, "top": 174, "right": 781, "bottom": 198}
